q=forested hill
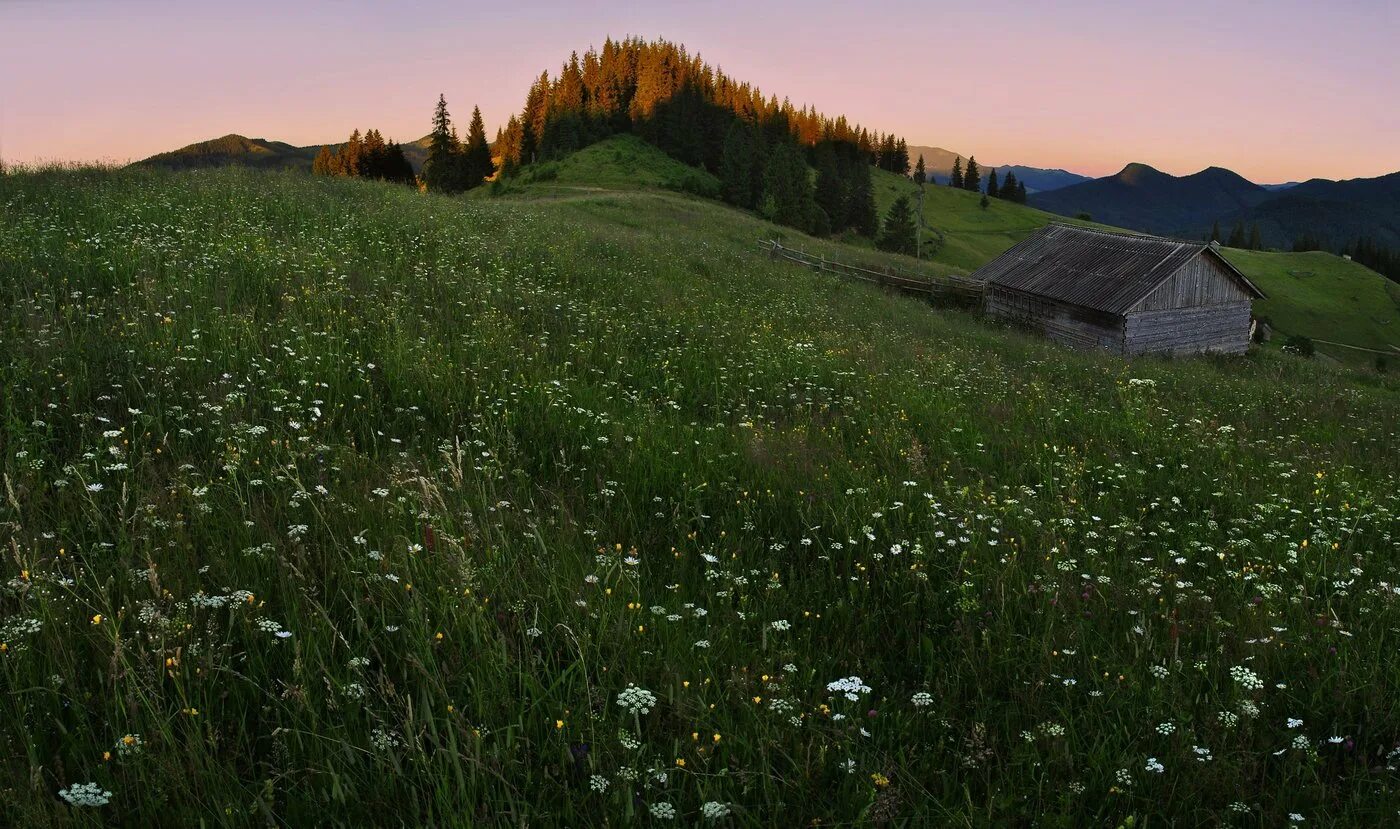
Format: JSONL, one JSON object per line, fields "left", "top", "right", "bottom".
{"left": 473, "top": 37, "right": 915, "bottom": 240}
{"left": 137, "top": 134, "right": 433, "bottom": 173}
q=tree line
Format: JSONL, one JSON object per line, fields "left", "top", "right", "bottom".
{"left": 420, "top": 97, "right": 495, "bottom": 194}
{"left": 1293, "top": 232, "right": 1400, "bottom": 284}
{"left": 1207, "top": 220, "right": 1265, "bottom": 251}
{"left": 312, "top": 129, "right": 415, "bottom": 184}
{"left": 936, "top": 155, "right": 1027, "bottom": 203}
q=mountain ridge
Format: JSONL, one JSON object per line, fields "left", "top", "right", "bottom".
{"left": 1031, "top": 163, "right": 1400, "bottom": 250}
{"left": 135, "top": 132, "right": 434, "bottom": 173}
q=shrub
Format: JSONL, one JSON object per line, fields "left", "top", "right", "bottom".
{"left": 1283, "top": 334, "right": 1315, "bottom": 357}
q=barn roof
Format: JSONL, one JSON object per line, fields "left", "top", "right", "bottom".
{"left": 973, "top": 224, "right": 1265, "bottom": 315}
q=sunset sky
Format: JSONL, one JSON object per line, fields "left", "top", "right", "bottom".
{"left": 3, "top": 0, "right": 1396, "bottom": 183}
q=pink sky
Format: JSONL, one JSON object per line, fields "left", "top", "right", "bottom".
{"left": 3, "top": 0, "right": 1396, "bottom": 182}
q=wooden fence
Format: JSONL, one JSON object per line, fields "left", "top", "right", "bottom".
{"left": 759, "top": 239, "right": 984, "bottom": 303}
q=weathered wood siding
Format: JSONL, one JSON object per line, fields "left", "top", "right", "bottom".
{"left": 1122, "top": 302, "right": 1253, "bottom": 355}
{"left": 985, "top": 286, "right": 1125, "bottom": 351}
{"left": 1132, "top": 255, "right": 1252, "bottom": 312}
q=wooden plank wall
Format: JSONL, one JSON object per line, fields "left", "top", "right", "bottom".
{"left": 1123, "top": 302, "right": 1252, "bottom": 355}
{"left": 985, "top": 287, "right": 1125, "bottom": 352}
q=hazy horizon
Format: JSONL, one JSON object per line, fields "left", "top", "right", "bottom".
{"left": 3, "top": 0, "right": 1397, "bottom": 182}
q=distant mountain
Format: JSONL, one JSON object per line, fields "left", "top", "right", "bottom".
{"left": 992, "top": 164, "right": 1092, "bottom": 194}
{"left": 136, "top": 133, "right": 433, "bottom": 173}
{"left": 1216, "top": 171, "right": 1400, "bottom": 249}
{"left": 1261, "top": 182, "right": 1302, "bottom": 192}
{"left": 135, "top": 134, "right": 319, "bottom": 171}
{"left": 905, "top": 145, "right": 1090, "bottom": 193}
{"left": 1028, "top": 162, "right": 1271, "bottom": 237}
{"left": 1029, "top": 162, "right": 1400, "bottom": 250}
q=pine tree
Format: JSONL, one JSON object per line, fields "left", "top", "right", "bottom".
{"left": 719, "top": 120, "right": 759, "bottom": 208}
{"left": 760, "top": 140, "right": 816, "bottom": 231}
{"left": 463, "top": 106, "right": 494, "bottom": 189}
{"left": 950, "top": 158, "right": 964, "bottom": 189}
{"left": 1015, "top": 179, "right": 1027, "bottom": 203}
{"left": 980, "top": 194, "right": 990, "bottom": 210}
{"left": 1227, "top": 221, "right": 1246, "bottom": 248}
{"left": 913, "top": 154, "right": 926, "bottom": 185}
{"left": 1248, "top": 223, "right": 1263, "bottom": 251}
{"left": 877, "top": 195, "right": 917, "bottom": 255}
{"left": 1209, "top": 220, "right": 1221, "bottom": 243}
{"left": 340, "top": 129, "right": 364, "bottom": 178}
{"left": 964, "top": 156, "right": 981, "bottom": 192}
{"left": 382, "top": 142, "right": 415, "bottom": 185}
{"left": 848, "top": 161, "right": 878, "bottom": 237}
{"left": 999, "top": 171, "right": 1016, "bottom": 200}
{"left": 423, "top": 94, "right": 463, "bottom": 193}
{"left": 986, "top": 169, "right": 1000, "bottom": 199}
{"left": 312, "top": 146, "right": 335, "bottom": 176}
{"left": 812, "top": 143, "right": 846, "bottom": 233}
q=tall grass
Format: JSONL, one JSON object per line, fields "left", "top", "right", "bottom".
{"left": 0, "top": 167, "right": 1397, "bottom": 826}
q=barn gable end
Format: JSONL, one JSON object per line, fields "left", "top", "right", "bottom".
{"left": 1130, "top": 251, "right": 1257, "bottom": 312}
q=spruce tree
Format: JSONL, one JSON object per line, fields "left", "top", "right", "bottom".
{"left": 913, "top": 154, "right": 926, "bottom": 185}
{"left": 1248, "top": 223, "right": 1263, "bottom": 251}
{"left": 340, "top": 129, "right": 364, "bottom": 178}
{"left": 813, "top": 143, "right": 846, "bottom": 233}
{"left": 312, "top": 146, "right": 335, "bottom": 176}
{"left": 1209, "top": 220, "right": 1221, "bottom": 243}
{"left": 719, "top": 120, "right": 759, "bottom": 208}
{"left": 423, "top": 94, "right": 463, "bottom": 193}
{"left": 848, "top": 161, "right": 878, "bottom": 237}
{"left": 964, "top": 156, "right": 981, "bottom": 192}
{"left": 1015, "top": 179, "right": 1027, "bottom": 203}
{"left": 986, "top": 169, "right": 1000, "bottom": 199}
{"left": 760, "top": 140, "right": 816, "bottom": 231}
{"left": 1228, "top": 221, "right": 1246, "bottom": 248}
{"left": 877, "top": 195, "right": 917, "bottom": 255}
{"left": 950, "top": 157, "right": 964, "bottom": 189}
{"left": 463, "top": 106, "right": 494, "bottom": 189}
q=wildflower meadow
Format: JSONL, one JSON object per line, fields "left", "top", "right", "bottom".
{"left": 1, "top": 167, "right": 1397, "bottom": 826}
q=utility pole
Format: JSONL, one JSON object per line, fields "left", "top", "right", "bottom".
{"left": 915, "top": 180, "right": 925, "bottom": 259}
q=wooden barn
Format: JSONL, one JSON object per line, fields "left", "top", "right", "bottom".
{"left": 975, "top": 224, "right": 1266, "bottom": 356}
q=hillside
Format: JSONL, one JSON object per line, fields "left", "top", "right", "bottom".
{"left": 481, "top": 138, "right": 1395, "bottom": 364}
{"left": 483, "top": 134, "right": 720, "bottom": 198}
{"left": 133, "top": 134, "right": 319, "bottom": 171}
{"left": 136, "top": 132, "right": 433, "bottom": 172}
{"left": 870, "top": 167, "right": 1101, "bottom": 272}
{"left": 1216, "top": 171, "right": 1400, "bottom": 250}
{"left": 1, "top": 164, "right": 1395, "bottom": 826}
{"left": 1219, "top": 248, "right": 1400, "bottom": 363}
{"left": 1029, "top": 162, "right": 1271, "bottom": 236}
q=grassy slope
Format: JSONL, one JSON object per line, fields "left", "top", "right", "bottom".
{"left": 486, "top": 135, "right": 720, "bottom": 199}
{"left": 1220, "top": 248, "right": 1400, "bottom": 363}
{"left": 1, "top": 165, "right": 1397, "bottom": 826}
{"left": 871, "top": 168, "right": 1104, "bottom": 273}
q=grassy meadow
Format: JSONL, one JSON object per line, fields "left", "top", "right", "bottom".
{"left": 1218, "top": 249, "right": 1400, "bottom": 365}
{"left": 1, "top": 165, "right": 1399, "bottom": 826}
